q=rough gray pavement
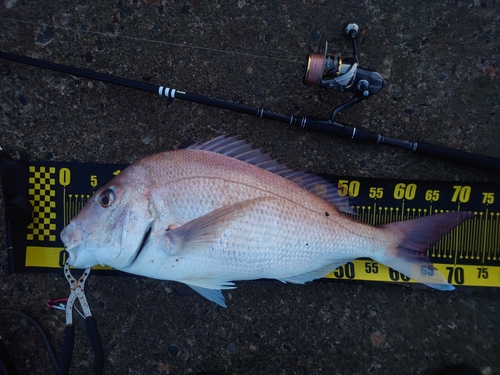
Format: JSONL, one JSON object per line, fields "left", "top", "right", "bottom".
{"left": 1, "top": 1, "right": 499, "bottom": 374}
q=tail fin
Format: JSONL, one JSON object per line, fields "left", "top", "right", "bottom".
{"left": 374, "top": 211, "right": 474, "bottom": 290}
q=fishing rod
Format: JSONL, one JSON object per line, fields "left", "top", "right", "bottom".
{"left": 1, "top": 22, "right": 498, "bottom": 173}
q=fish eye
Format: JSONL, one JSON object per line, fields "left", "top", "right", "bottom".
{"left": 99, "top": 188, "right": 115, "bottom": 208}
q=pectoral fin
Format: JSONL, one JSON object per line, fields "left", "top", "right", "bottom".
{"left": 164, "top": 197, "right": 274, "bottom": 307}
{"left": 166, "top": 197, "right": 273, "bottom": 254}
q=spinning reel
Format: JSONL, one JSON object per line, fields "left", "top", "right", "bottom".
{"left": 303, "top": 22, "right": 386, "bottom": 122}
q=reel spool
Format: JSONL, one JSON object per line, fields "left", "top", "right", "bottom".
{"left": 303, "top": 23, "right": 386, "bottom": 98}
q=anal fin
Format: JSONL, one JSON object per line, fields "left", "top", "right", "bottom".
{"left": 277, "top": 261, "right": 352, "bottom": 284}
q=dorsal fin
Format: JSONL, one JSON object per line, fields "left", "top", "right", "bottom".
{"left": 188, "top": 135, "right": 354, "bottom": 214}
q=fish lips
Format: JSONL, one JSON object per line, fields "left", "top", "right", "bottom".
{"left": 61, "top": 223, "right": 99, "bottom": 268}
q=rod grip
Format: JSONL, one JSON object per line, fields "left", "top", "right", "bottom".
{"left": 414, "top": 141, "right": 500, "bottom": 173}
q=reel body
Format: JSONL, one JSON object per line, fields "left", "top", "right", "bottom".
{"left": 303, "top": 23, "right": 386, "bottom": 100}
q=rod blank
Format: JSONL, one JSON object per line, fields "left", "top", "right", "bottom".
{"left": 1, "top": 50, "right": 498, "bottom": 173}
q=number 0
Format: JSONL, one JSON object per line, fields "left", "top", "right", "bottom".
{"left": 59, "top": 168, "right": 71, "bottom": 186}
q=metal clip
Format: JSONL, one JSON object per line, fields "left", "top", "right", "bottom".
{"left": 47, "top": 297, "right": 85, "bottom": 318}
{"left": 46, "top": 298, "right": 68, "bottom": 311}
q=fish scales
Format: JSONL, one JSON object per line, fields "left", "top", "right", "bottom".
{"left": 131, "top": 149, "right": 375, "bottom": 273}
{"left": 61, "top": 135, "right": 473, "bottom": 307}
{"left": 134, "top": 156, "right": 358, "bottom": 268}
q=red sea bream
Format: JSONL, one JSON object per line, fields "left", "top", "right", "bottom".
{"left": 61, "top": 136, "right": 472, "bottom": 307}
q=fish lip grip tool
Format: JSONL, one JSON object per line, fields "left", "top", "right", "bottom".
{"left": 56, "top": 263, "right": 104, "bottom": 375}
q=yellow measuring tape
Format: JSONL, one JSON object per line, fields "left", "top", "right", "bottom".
{"left": 323, "top": 178, "right": 499, "bottom": 287}
{"left": 10, "top": 162, "right": 499, "bottom": 288}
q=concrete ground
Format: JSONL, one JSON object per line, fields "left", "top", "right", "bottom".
{"left": 0, "top": 1, "right": 499, "bottom": 374}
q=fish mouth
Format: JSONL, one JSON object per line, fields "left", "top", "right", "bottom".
{"left": 60, "top": 223, "right": 93, "bottom": 267}
{"left": 61, "top": 223, "right": 89, "bottom": 249}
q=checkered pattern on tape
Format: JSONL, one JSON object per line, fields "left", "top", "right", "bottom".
{"left": 27, "top": 166, "right": 57, "bottom": 242}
